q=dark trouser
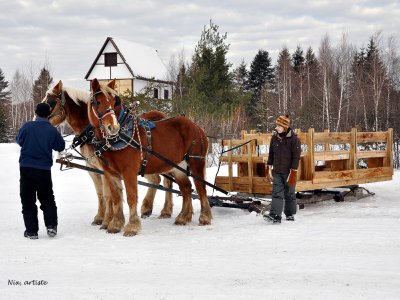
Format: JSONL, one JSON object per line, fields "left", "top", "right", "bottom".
{"left": 20, "top": 167, "right": 58, "bottom": 233}
{"left": 269, "top": 173, "right": 297, "bottom": 218}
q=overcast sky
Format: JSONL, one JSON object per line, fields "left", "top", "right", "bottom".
{"left": 1, "top": 0, "right": 399, "bottom": 90}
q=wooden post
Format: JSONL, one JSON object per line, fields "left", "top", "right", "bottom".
{"left": 349, "top": 127, "right": 357, "bottom": 170}
{"left": 295, "top": 129, "right": 302, "bottom": 180}
{"left": 228, "top": 140, "right": 233, "bottom": 191}
{"left": 240, "top": 130, "right": 246, "bottom": 140}
{"left": 323, "top": 129, "right": 331, "bottom": 170}
{"left": 386, "top": 128, "right": 393, "bottom": 174}
{"left": 306, "top": 128, "right": 314, "bottom": 181}
{"left": 247, "top": 141, "right": 254, "bottom": 193}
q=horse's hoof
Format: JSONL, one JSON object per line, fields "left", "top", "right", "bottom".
{"left": 100, "top": 224, "right": 108, "bottom": 230}
{"left": 141, "top": 212, "right": 152, "bottom": 219}
{"left": 107, "top": 227, "right": 121, "bottom": 234}
{"left": 174, "top": 218, "right": 188, "bottom": 226}
{"left": 199, "top": 221, "right": 211, "bottom": 226}
{"left": 123, "top": 231, "right": 138, "bottom": 237}
{"left": 199, "top": 216, "right": 212, "bottom": 226}
{"left": 123, "top": 223, "right": 141, "bottom": 236}
{"left": 159, "top": 213, "right": 172, "bottom": 219}
{"left": 91, "top": 219, "right": 103, "bottom": 226}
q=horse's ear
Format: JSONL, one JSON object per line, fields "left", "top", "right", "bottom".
{"left": 91, "top": 78, "right": 100, "bottom": 92}
{"left": 54, "top": 80, "right": 62, "bottom": 93}
{"left": 107, "top": 79, "right": 116, "bottom": 90}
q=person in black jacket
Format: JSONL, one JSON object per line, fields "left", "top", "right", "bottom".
{"left": 264, "top": 115, "right": 301, "bottom": 223}
{"left": 16, "top": 103, "right": 65, "bottom": 239}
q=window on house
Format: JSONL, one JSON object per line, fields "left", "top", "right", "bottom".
{"left": 104, "top": 53, "right": 117, "bottom": 67}
{"left": 164, "top": 89, "right": 169, "bottom": 99}
{"left": 153, "top": 88, "right": 159, "bottom": 99}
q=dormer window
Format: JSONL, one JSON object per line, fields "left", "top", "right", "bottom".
{"left": 104, "top": 52, "right": 117, "bottom": 67}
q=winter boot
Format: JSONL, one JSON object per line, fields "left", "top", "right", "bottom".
{"left": 263, "top": 214, "right": 282, "bottom": 223}
{"left": 24, "top": 231, "right": 38, "bottom": 240}
{"left": 47, "top": 226, "right": 57, "bottom": 238}
{"left": 286, "top": 215, "right": 295, "bottom": 221}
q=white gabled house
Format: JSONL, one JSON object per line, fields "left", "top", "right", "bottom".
{"left": 85, "top": 37, "right": 173, "bottom": 100}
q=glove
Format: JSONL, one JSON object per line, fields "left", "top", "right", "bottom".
{"left": 287, "top": 169, "right": 298, "bottom": 187}
{"left": 265, "top": 165, "right": 273, "bottom": 183}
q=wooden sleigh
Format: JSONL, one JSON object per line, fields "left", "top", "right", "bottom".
{"left": 215, "top": 128, "right": 394, "bottom": 195}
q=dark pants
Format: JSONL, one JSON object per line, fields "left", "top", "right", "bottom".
{"left": 269, "top": 173, "right": 297, "bottom": 218}
{"left": 20, "top": 167, "right": 58, "bottom": 233}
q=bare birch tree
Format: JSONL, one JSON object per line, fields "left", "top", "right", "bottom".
{"left": 318, "top": 34, "right": 335, "bottom": 131}
{"left": 10, "top": 69, "right": 32, "bottom": 135}
{"left": 383, "top": 35, "right": 400, "bottom": 129}
{"left": 276, "top": 46, "right": 292, "bottom": 114}
{"left": 334, "top": 33, "right": 355, "bottom": 131}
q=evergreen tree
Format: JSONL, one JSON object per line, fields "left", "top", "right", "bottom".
{"left": 300, "top": 46, "right": 321, "bottom": 130}
{"left": 0, "top": 68, "right": 12, "bottom": 142}
{"left": 247, "top": 49, "right": 274, "bottom": 90}
{"left": 232, "top": 59, "right": 248, "bottom": 92}
{"left": 246, "top": 49, "right": 275, "bottom": 126}
{"left": 184, "top": 19, "right": 233, "bottom": 113}
{"left": 292, "top": 45, "right": 306, "bottom": 112}
{"left": 292, "top": 45, "right": 305, "bottom": 73}
{"left": 32, "top": 67, "right": 53, "bottom": 106}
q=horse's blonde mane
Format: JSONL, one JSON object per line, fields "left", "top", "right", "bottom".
{"left": 46, "top": 82, "right": 91, "bottom": 105}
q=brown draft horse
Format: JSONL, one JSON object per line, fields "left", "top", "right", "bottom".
{"left": 88, "top": 78, "right": 212, "bottom": 236}
{"left": 43, "top": 81, "right": 174, "bottom": 230}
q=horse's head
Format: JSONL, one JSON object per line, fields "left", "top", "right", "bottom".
{"left": 89, "top": 78, "right": 120, "bottom": 138}
{"left": 42, "top": 80, "right": 67, "bottom": 126}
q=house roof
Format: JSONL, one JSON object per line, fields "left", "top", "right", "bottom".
{"left": 85, "top": 37, "right": 169, "bottom": 82}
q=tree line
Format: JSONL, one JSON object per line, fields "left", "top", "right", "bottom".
{"left": 164, "top": 21, "right": 400, "bottom": 167}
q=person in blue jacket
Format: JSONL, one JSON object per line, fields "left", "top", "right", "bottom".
{"left": 16, "top": 103, "right": 65, "bottom": 239}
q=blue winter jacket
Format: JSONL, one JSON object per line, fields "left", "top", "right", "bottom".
{"left": 16, "top": 117, "right": 65, "bottom": 170}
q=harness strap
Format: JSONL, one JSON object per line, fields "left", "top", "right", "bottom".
{"left": 138, "top": 120, "right": 152, "bottom": 177}
{"left": 72, "top": 124, "right": 95, "bottom": 149}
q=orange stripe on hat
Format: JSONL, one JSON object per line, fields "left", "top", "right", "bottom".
{"left": 276, "top": 115, "right": 290, "bottom": 130}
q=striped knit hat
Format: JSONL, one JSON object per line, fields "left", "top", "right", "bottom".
{"left": 275, "top": 115, "right": 290, "bottom": 131}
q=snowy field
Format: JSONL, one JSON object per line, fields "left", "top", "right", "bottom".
{"left": 1, "top": 143, "right": 400, "bottom": 300}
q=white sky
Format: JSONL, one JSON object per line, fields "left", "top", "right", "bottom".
{"left": 1, "top": 0, "right": 399, "bottom": 90}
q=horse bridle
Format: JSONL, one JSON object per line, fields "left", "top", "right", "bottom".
{"left": 45, "top": 91, "right": 66, "bottom": 123}
{"left": 90, "top": 90, "right": 120, "bottom": 138}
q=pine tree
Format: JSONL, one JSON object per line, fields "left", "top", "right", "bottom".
{"left": 186, "top": 19, "right": 232, "bottom": 112}
{"left": 246, "top": 49, "right": 275, "bottom": 126}
{"left": 292, "top": 45, "right": 306, "bottom": 111}
{"left": 0, "top": 68, "right": 12, "bottom": 142}
{"left": 299, "top": 47, "right": 321, "bottom": 130}
{"left": 293, "top": 46, "right": 305, "bottom": 72}
{"left": 232, "top": 59, "right": 248, "bottom": 92}
{"left": 32, "top": 67, "right": 53, "bottom": 107}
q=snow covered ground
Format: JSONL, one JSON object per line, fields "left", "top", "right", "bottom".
{"left": 1, "top": 143, "right": 400, "bottom": 300}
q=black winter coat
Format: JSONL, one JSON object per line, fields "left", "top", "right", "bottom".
{"left": 267, "top": 129, "right": 301, "bottom": 174}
